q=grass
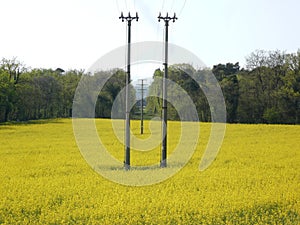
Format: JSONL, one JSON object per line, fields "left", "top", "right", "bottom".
{"left": 0, "top": 119, "right": 299, "bottom": 224}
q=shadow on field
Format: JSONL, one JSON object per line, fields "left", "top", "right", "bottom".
{"left": 97, "top": 162, "right": 186, "bottom": 171}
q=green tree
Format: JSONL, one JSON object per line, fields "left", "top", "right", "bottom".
{"left": 0, "top": 57, "right": 26, "bottom": 84}
{"left": 0, "top": 57, "right": 26, "bottom": 122}
{"left": 94, "top": 69, "right": 135, "bottom": 118}
{"left": 146, "top": 64, "right": 210, "bottom": 121}
{"left": 145, "top": 68, "right": 163, "bottom": 116}
{"left": 220, "top": 74, "right": 239, "bottom": 123}
{"left": 58, "top": 69, "right": 82, "bottom": 117}
{"left": 212, "top": 62, "right": 240, "bottom": 81}
{"left": 0, "top": 71, "right": 15, "bottom": 122}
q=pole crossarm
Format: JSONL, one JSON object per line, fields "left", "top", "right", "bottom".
{"left": 119, "top": 12, "right": 139, "bottom": 22}
{"left": 158, "top": 12, "right": 178, "bottom": 23}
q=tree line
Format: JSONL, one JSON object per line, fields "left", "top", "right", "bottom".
{"left": 146, "top": 50, "right": 300, "bottom": 124}
{"left": 1, "top": 49, "right": 299, "bottom": 124}
{"left": 0, "top": 58, "right": 82, "bottom": 122}
{"left": 0, "top": 58, "right": 130, "bottom": 122}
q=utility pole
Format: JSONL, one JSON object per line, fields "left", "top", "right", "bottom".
{"left": 137, "top": 79, "right": 147, "bottom": 134}
{"left": 158, "top": 12, "right": 177, "bottom": 168}
{"left": 119, "top": 12, "right": 139, "bottom": 170}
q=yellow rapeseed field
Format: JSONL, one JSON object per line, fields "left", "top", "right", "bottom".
{"left": 0, "top": 119, "right": 299, "bottom": 224}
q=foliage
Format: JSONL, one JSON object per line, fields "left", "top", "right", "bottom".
{"left": 0, "top": 61, "right": 83, "bottom": 122}
{"left": 212, "top": 62, "right": 240, "bottom": 81}
{"left": 237, "top": 50, "right": 300, "bottom": 124}
{"left": 0, "top": 59, "right": 134, "bottom": 122}
{"left": 0, "top": 119, "right": 299, "bottom": 224}
{"left": 146, "top": 50, "right": 300, "bottom": 124}
{"left": 1, "top": 49, "right": 300, "bottom": 124}
{"left": 146, "top": 65, "right": 210, "bottom": 122}
{"left": 95, "top": 69, "right": 136, "bottom": 118}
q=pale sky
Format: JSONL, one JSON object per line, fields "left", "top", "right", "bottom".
{"left": 1, "top": 0, "right": 299, "bottom": 79}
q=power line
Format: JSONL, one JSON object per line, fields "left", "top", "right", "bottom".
{"left": 115, "top": 0, "right": 121, "bottom": 13}
{"left": 161, "top": 0, "right": 166, "bottom": 12}
{"left": 170, "top": 0, "right": 176, "bottom": 13}
{"left": 178, "top": 0, "right": 187, "bottom": 17}
{"left": 124, "top": 0, "right": 128, "bottom": 12}
{"left": 133, "top": 0, "right": 137, "bottom": 12}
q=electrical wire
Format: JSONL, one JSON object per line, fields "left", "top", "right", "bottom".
{"left": 170, "top": 0, "right": 176, "bottom": 13}
{"left": 178, "top": 0, "right": 187, "bottom": 17}
{"left": 116, "top": 0, "right": 121, "bottom": 14}
{"left": 133, "top": 0, "right": 137, "bottom": 12}
{"left": 124, "top": 0, "right": 128, "bottom": 12}
{"left": 161, "top": 0, "right": 166, "bottom": 13}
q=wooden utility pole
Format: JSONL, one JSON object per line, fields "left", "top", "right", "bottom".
{"left": 119, "top": 12, "right": 139, "bottom": 170}
{"left": 158, "top": 12, "right": 177, "bottom": 168}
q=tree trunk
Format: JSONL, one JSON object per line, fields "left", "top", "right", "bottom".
{"left": 4, "top": 106, "right": 9, "bottom": 122}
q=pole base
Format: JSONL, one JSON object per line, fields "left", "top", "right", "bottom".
{"left": 124, "top": 163, "right": 130, "bottom": 171}
{"left": 160, "top": 160, "right": 167, "bottom": 168}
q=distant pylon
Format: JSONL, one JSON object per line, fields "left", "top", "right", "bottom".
{"left": 137, "top": 79, "right": 147, "bottom": 134}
